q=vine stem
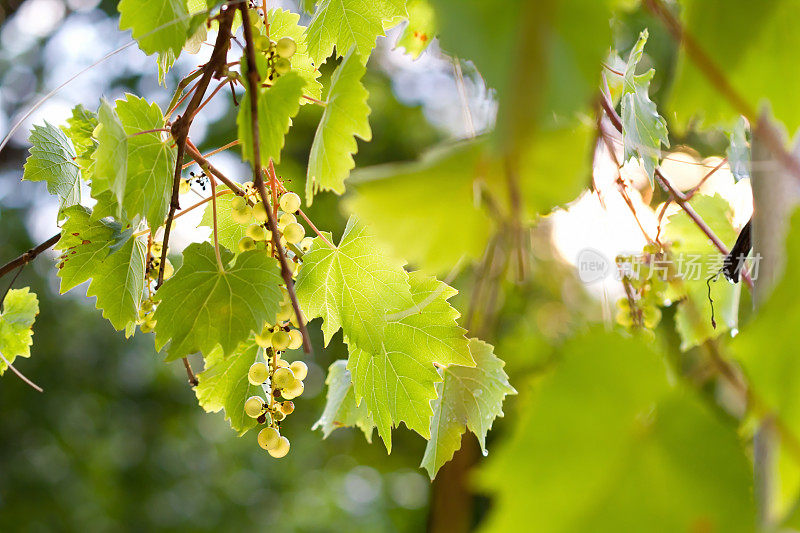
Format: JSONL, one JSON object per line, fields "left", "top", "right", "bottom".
{"left": 207, "top": 166, "right": 224, "bottom": 271}
{"left": 182, "top": 357, "right": 198, "bottom": 387}
{"left": 238, "top": 2, "right": 312, "bottom": 354}
{"left": 132, "top": 189, "right": 233, "bottom": 238}
{"left": 182, "top": 140, "right": 240, "bottom": 170}
{"left": 0, "top": 234, "right": 60, "bottom": 279}
{"left": 0, "top": 351, "right": 43, "bottom": 392}
{"left": 598, "top": 92, "right": 754, "bottom": 290}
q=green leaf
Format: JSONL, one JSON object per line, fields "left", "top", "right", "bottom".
{"left": 670, "top": 0, "right": 800, "bottom": 131}
{"left": 306, "top": 49, "right": 371, "bottom": 205}
{"left": 118, "top": 0, "right": 206, "bottom": 58}
{"left": 54, "top": 205, "right": 129, "bottom": 293}
{"left": 345, "top": 141, "right": 494, "bottom": 274}
{"left": 199, "top": 188, "right": 254, "bottom": 254}
{"left": 22, "top": 122, "right": 81, "bottom": 214}
{"left": 295, "top": 216, "right": 412, "bottom": 354}
{"left": 395, "top": 0, "right": 436, "bottom": 59}
{"left": 0, "top": 288, "right": 39, "bottom": 375}
{"left": 620, "top": 30, "right": 669, "bottom": 186}
{"left": 237, "top": 72, "right": 305, "bottom": 165}
{"left": 477, "top": 329, "right": 754, "bottom": 533}
{"left": 85, "top": 234, "right": 147, "bottom": 335}
{"left": 153, "top": 243, "right": 283, "bottom": 361}
{"left": 306, "top": 0, "right": 406, "bottom": 65}
{"left": 662, "top": 194, "right": 739, "bottom": 350}
{"left": 348, "top": 271, "right": 474, "bottom": 450}
{"left": 313, "top": 359, "right": 375, "bottom": 442}
{"left": 60, "top": 104, "right": 98, "bottom": 174}
{"left": 115, "top": 94, "right": 175, "bottom": 231}
{"left": 91, "top": 100, "right": 127, "bottom": 215}
{"left": 421, "top": 339, "right": 515, "bottom": 479}
{"left": 196, "top": 340, "right": 263, "bottom": 435}
{"left": 727, "top": 116, "right": 750, "bottom": 182}
{"left": 267, "top": 8, "right": 323, "bottom": 102}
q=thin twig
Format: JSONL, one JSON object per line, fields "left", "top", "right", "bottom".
{"left": 239, "top": 2, "right": 312, "bottom": 354}
{"left": 132, "top": 189, "right": 233, "bottom": 238}
{"left": 1, "top": 265, "right": 25, "bottom": 307}
{"left": 0, "top": 351, "right": 43, "bottom": 392}
{"left": 182, "top": 357, "right": 198, "bottom": 387}
{"left": 181, "top": 140, "right": 240, "bottom": 169}
{"left": 0, "top": 234, "right": 60, "bottom": 279}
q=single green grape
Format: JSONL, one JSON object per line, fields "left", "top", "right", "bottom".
{"left": 276, "top": 304, "right": 293, "bottom": 322}
{"left": 244, "top": 396, "right": 266, "bottom": 418}
{"left": 273, "top": 366, "right": 295, "bottom": 389}
{"left": 287, "top": 329, "right": 303, "bottom": 350}
{"left": 268, "top": 436, "right": 290, "bottom": 458}
{"left": 252, "top": 202, "right": 268, "bottom": 223}
{"left": 272, "top": 409, "right": 285, "bottom": 422}
{"left": 255, "top": 330, "right": 272, "bottom": 348}
{"left": 274, "top": 58, "right": 291, "bottom": 75}
{"left": 179, "top": 179, "right": 191, "bottom": 195}
{"left": 615, "top": 309, "right": 634, "bottom": 328}
{"left": 299, "top": 237, "right": 314, "bottom": 253}
{"left": 231, "top": 196, "right": 248, "bottom": 211}
{"left": 248, "top": 362, "right": 269, "bottom": 385}
{"left": 282, "top": 379, "right": 304, "bottom": 399}
{"left": 275, "top": 37, "right": 297, "bottom": 58}
{"left": 238, "top": 236, "right": 256, "bottom": 252}
{"left": 283, "top": 222, "right": 305, "bottom": 244}
{"left": 642, "top": 305, "right": 662, "bottom": 329}
{"left": 231, "top": 206, "right": 252, "bottom": 225}
{"left": 276, "top": 358, "right": 289, "bottom": 368}
{"left": 278, "top": 212, "right": 296, "bottom": 228}
{"left": 279, "top": 192, "right": 301, "bottom": 213}
{"left": 280, "top": 401, "right": 295, "bottom": 415}
{"left": 257, "top": 427, "right": 281, "bottom": 450}
{"left": 255, "top": 35, "right": 271, "bottom": 50}
{"left": 289, "top": 360, "right": 308, "bottom": 381}
{"left": 246, "top": 224, "right": 267, "bottom": 241}
{"left": 271, "top": 330, "right": 291, "bottom": 351}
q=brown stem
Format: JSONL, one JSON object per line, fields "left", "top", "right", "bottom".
{"left": 182, "top": 357, "right": 199, "bottom": 387}
{"left": 185, "top": 141, "right": 247, "bottom": 196}
{"left": 182, "top": 140, "right": 240, "bottom": 170}
{"left": 0, "top": 234, "right": 60, "bottom": 279}
{"left": 239, "top": 2, "right": 312, "bottom": 354}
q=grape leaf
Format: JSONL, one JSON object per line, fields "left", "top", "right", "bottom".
{"left": 199, "top": 188, "right": 254, "bottom": 254}
{"left": 267, "top": 9, "right": 323, "bottom": 102}
{"left": 237, "top": 72, "right": 305, "bottom": 165}
{"left": 54, "top": 205, "right": 129, "bottom": 293}
{"left": 477, "top": 329, "right": 754, "bottom": 532}
{"left": 727, "top": 116, "right": 750, "bottom": 182}
{"left": 118, "top": 0, "right": 205, "bottom": 58}
{"left": 0, "top": 288, "right": 39, "bottom": 375}
{"left": 346, "top": 141, "right": 494, "bottom": 274}
{"left": 85, "top": 234, "right": 147, "bottom": 335}
{"left": 662, "top": 194, "right": 739, "bottom": 350}
{"left": 153, "top": 243, "right": 283, "bottom": 361}
{"left": 115, "top": 94, "right": 176, "bottom": 231}
{"left": 195, "top": 340, "right": 263, "bottom": 435}
{"left": 91, "top": 100, "right": 127, "bottom": 215}
{"left": 348, "top": 271, "right": 474, "bottom": 450}
{"left": 395, "top": 0, "right": 436, "bottom": 59}
{"left": 420, "top": 339, "right": 515, "bottom": 479}
{"left": 306, "top": 50, "right": 371, "bottom": 205}
{"left": 670, "top": 0, "right": 800, "bottom": 131}
{"left": 313, "top": 359, "right": 375, "bottom": 442}
{"left": 61, "top": 104, "right": 98, "bottom": 173}
{"left": 620, "top": 30, "right": 669, "bottom": 186}
{"left": 22, "top": 122, "right": 81, "bottom": 214}
{"left": 294, "top": 216, "right": 412, "bottom": 354}
{"left": 306, "top": 0, "right": 406, "bottom": 65}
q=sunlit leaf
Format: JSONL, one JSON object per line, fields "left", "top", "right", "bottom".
{"left": 0, "top": 288, "right": 39, "bottom": 375}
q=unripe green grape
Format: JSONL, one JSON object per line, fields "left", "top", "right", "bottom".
{"left": 279, "top": 192, "right": 301, "bottom": 213}
{"left": 255, "top": 331, "right": 272, "bottom": 348}
{"left": 276, "top": 304, "right": 293, "bottom": 322}
{"left": 272, "top": 409, "right": 285, "bottom": 422}
{"left": 238, "top": 236, "right": 256, "bottom": 252}
{"left": 275, "top": 37, "right": 297, "bottom": 58}
{"left": 274, "top": 58, "right": 291, "bottom": 75}
{"left": 268, "top": 436, "right": 290, "bottom": 458}
{"left": 276, "top": 358, "right": 289, "bottom": 368}
{"left": 244, "top": 396, "right": 266, "bottom": 418}
{"left": 179, "top": 179, "right": 191, "bottom": 195}
{"left": 282, "top": 379, "right": 304, "bottom": 399}
{"left": 299, "top": 237, "right": 314, "bottom": 253}
{"left": 231, "top": 196, "right": 248, "bottom": 211}
{"left": 615, "top": 309, "right": 634, "bottom": 327}
{"left": 616, "top": 298, "right": 630, "bottom": 310}
{"left": 231, "top": 206, "right": 252, "bottom": 225}
{"left": 283, "top": 222, "right": 305, "bottom": 244}
{"left": 278, "top": 212, "right": 296, "bottom": 228}
{"left": 252, "top": 202, "right": 268, "bottom": 223}
{"left": 246, "top": 224, "right": 267, "bottom": 241}
{"left": 289, "top": 360, "right": 308, "bottom": 381}
{"left": 141, "top": 299, "right": 154, "bottom": 312}
{"left": 272, "top": 330, "right": 291, "bottom": 351}
{"left": 257, "top": 427, "right": 281, "bottom": 450}
{"left": 280, "top": 401, "right": 295, "bottom": 415}
{"left": 642, "top": 305, "right": 662, "bottom": 328}
{"left": 248, "top": 362, "right": 269, "bottom": 385}
{"left": 273, "top": 366, "right": 295, "bottom": 388}
{"left": 140, "top": 322, "right": 155, "bottom": 333}
{"left": 255, "top": 35, "right": 271, "bottom": 50}
{"left": 287, "top": 329, "right": 303, "bottom": 350}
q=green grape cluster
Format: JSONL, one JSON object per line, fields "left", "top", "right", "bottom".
{"left": 244, "top": 346, "right": 308, "bottom": 458}
{"left": 254, "top": 34, "right": 297, "bottom": 82}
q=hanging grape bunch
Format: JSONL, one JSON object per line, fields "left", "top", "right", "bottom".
{"left": 254, "top": 34, "right": 297, "bottom": 82}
